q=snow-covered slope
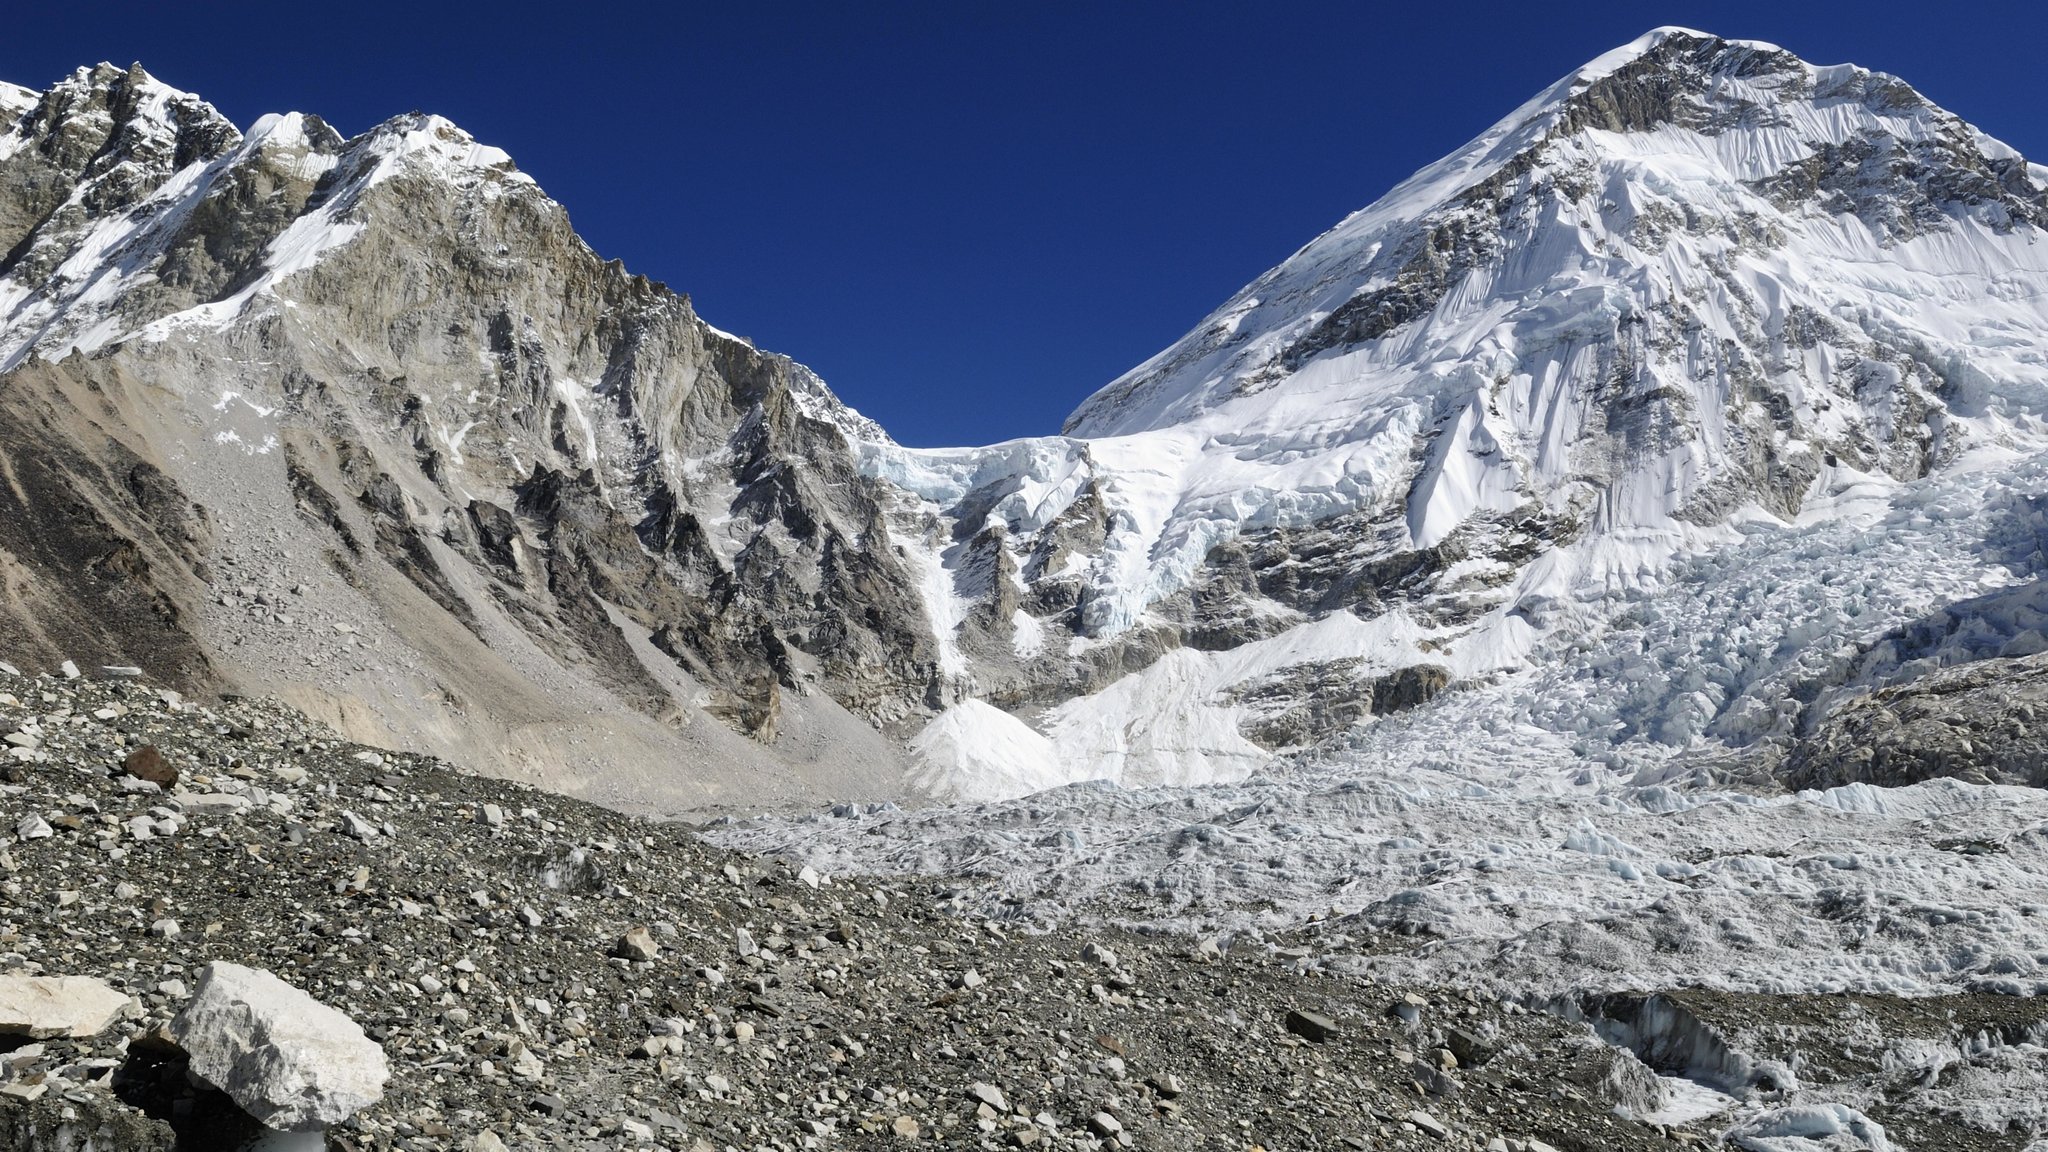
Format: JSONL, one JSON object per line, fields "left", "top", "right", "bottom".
{"left": 860, "top": 27, "right": 2048, "bottom": 799}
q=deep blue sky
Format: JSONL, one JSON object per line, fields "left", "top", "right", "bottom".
{"left": 7, "top": 3, "right": 2045, "bottom": 445}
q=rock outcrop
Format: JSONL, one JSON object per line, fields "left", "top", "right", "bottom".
{"left": 1790, "top": 651, "right": 2048, "bottom": 788}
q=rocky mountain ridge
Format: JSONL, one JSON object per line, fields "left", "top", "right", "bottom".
{"left": 0, "top": 63, "right": 943, "bottom": 813}
{"left": 4, "top": 31, "right": 2048, "bottom": 810}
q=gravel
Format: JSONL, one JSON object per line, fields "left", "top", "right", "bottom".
{"left": 0, "top": 668, "right": 1697, "bottom": 1151}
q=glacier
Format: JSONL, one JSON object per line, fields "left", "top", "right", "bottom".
{"left": 721, "top": 29, "right": 2048, "bottom": 1141}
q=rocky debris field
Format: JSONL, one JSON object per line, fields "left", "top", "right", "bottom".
{"left": 0, "top": 666, "right": 2041, "bottom": 1152}
{"left": 0, "top": 667, "right": 1720, "bottom": 1152}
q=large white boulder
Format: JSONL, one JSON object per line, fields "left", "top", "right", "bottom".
{"left": 0, "top": 974, "right": 129, "bottom": 1038}
{"left": 170, "top": 962, "right": 388, "bottom": 1131}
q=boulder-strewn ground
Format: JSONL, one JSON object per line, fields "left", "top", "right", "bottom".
{"left": 0, "top": 666, "right": 1768, "bottom": 1152}
{"left": 4, "top": 668, "right": 2044, "bottom": 1151}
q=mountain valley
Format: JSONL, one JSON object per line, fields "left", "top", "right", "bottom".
{"left": 4, "top": 27, "right": 2048, "bottom": 1150}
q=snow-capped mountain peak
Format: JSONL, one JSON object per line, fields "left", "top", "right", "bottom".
{"left": 1069, "top": 26, "right": 2041, "bottom": 438}
{"left": 1014, "top": 24, "right": 2048, "bottom": 601}
{"left": 850, "top": 28, "right": 2048, "bottom": 797}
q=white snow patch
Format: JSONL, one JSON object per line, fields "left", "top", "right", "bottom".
{"left": 1040, "top": 611, "right": 1436, "bottom": 789}
{"left": 1010, "top": 609, "right": 1044, "bottom": 659}
{"left": 0, "top": 82, "right": 35, "bottom": 125}
{"left": 551, "top": 376, "right": 601, "bottom": 464}
{"left": 886, "top": 520, "right": 972, "bottom": 679}
{"left": 1641, "top": 1076, "right": 1737, "bottom": 1127}
{"left": 212, "top": 390, "right": 277, "bottom": 418}
{"left": 908, "top": 701, "right": 1068, "bottom": 803}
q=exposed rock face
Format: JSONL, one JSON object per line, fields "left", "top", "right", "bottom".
{"left": 169, "top": 961, "right": 389, "bottom": 1131}
{"left": 0, "top": 64, "right": 926, "bottom": 812}
{"left": 1229, "top": 660, "right": 1449, "bottom": 751}
{"left": 0, "top": 974, "right": 129, "bottom": 1038}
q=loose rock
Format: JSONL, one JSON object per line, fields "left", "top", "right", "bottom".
{"left": 122, "top": 744, "right": 178, "bottom": 788}
{"left": 614, "top": 925, "right": 660, "bottom": 962}
{"left": 1286, "top": 1008, "right": 1340, "bottom": 1042}
{"left": 0, "top": 974, "right": 129, "bottom": 1039}
{"left": 1408, "top": 1109, "right": 1450, "bottom": 1139}
{"left": 170, "top": 961, "right": 390, "bottom": 1131}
